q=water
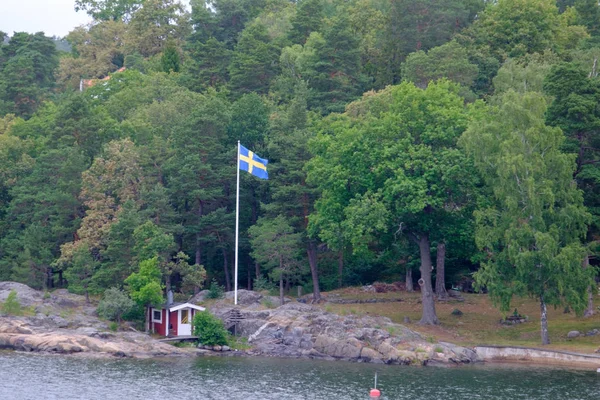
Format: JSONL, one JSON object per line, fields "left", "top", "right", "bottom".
{"left": 1, "top": 351, "right": 599, "bottom": 400}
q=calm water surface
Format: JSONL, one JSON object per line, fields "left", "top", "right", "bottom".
{"left": 1, "top": 351, "right": 599, "bottom": 400}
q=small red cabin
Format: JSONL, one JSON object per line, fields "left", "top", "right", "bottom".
{"left": 150, "top": 302, "right": 205, "bottom": 337}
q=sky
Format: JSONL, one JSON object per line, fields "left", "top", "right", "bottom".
{"left": 0, "top": 0, "right": 93, "bottom": 38}
{"left": 1, "top": 0, "right": 193, "bottom": 38}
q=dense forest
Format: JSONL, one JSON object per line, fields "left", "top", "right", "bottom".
{"left": 1, "top": 0, "right": 600, "bottom": 341}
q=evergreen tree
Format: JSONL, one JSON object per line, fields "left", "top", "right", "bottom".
{"left": 288, "top": 0, "right": 324, "bottom": 45}
{"left": 228, "top": 23, "right": 280, "bottom": 96}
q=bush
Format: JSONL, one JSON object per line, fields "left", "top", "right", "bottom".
{"left": 97, "top": 288, "right": 135, "bottom": 322}
{"left": 253, "top": 276, "right": 276, "bottom": 293}
{"left": 206, "top": 279, "right": 224, "bottom": 299}
{"left": 1, "top": 290, "right": 22, "bottom": 316}
{"left": 193, "top": 311, "right": 228, "bottom": 346}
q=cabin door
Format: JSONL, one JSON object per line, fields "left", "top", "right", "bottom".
{"left": 179, "top": 309, "right": 191, "bottom": 336}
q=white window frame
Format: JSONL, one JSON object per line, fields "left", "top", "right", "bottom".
{"left": 152, "top": 308, "right": 163, "bottom": 323}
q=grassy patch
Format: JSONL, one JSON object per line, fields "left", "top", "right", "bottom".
{"left": 319, "top": 288, "right": 600, "bottom": 352}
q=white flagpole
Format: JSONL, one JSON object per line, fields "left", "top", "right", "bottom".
{"left": 234, "top": 141, "right": 240, "bottom": 305}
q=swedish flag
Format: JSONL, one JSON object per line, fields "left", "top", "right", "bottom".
{"left": 239, "top": 144, "right": 268, "bottom": 180}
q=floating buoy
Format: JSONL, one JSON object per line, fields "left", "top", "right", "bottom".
{"left": 369, "top": 372, "right": 381, "bottom": 397}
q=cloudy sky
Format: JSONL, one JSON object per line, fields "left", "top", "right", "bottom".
{"left": 1, "top": 0, "right": 192, "bottom": 38}
{"left": 1, "top": 0, "right": 92, "bottom": 38}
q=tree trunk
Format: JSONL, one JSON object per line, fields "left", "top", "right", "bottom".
{"left": 583, "top": 254, "right": 594, "bottom": 317}
{"left": 540, "top": 294, "right": 550, "bottom": 345}
{"left": 279, "top": 256, "right": 285, "bottom": 306}
{"left": 435, "top": 241, "right": 448, "bottom": 300}
{"left": 338, "top": 250, "right": 344, "bottom": 288}
{"left": 247, "top": 265, "right": 252, "bottom": 290}
{"left": 417, "top": 234, "right": 438, "bottom": 325}
{"left": 195, "top": 201, "right": 203, "bottom": 265}
{"left": 85, "top": 289, "right": 89, "bottom": 304}
{"left": 406, "top": 266, "right": 414, "bottom": 292}
{"left": 223, "top": 248, "right": 231, "bottom": 292}
{"left": 145, "top": 306, "right": 150, "bottom": 333}
{"left": 195, "top": 233, "right": 202, "bottom": 266}
{"left": 307, "top": 241, "right": 321, "bottom": 302}
{"left": 255, "top": 262, "right": 261, "bottom": 281}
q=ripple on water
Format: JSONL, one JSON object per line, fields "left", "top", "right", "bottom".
{"left": 0, "top": 352, "right": 599, "bottom": 400}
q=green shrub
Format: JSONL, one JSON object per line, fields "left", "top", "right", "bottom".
{"left": 97, "top": 288, "right": 135, "bottom": 322}
{"left": 261, "top": 297, "right": 275, "bottom": 309}
{"left": 253, "top": 276, "right": 276, "bottom": 293}
{"left": 193, "top": 311, "right": 228, "bottom": 346}
{"left": 109, "top": 321, "right": 119, "bottom": 332}
{"left": 206, "top": 279, "right": 225, "bottom": 299}
{"left": 2, "top": 290, "right": 22, "bottom": 316}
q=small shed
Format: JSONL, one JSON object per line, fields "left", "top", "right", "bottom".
{"left": 150, "top": 302, "right": 205, "bottom": 337}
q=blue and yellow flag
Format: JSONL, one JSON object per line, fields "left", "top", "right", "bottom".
{"left": 239, "top": 145, "right": 268, "bottom": 180}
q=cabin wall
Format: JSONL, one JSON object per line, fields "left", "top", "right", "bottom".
{"left": 150, "top": 308, "right": 167, "bottom": 336}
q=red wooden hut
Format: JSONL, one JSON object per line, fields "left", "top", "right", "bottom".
{"left": 150, "top": 302, "right": 205, "bottom": 337}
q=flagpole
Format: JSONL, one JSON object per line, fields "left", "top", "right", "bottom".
{"left": 234, "top": 141, "right": 240, "bottom": 306}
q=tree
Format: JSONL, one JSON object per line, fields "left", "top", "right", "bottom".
{"left": 228, "top": 23, "right": 280, "bottom": 96}
{"left": 383, "top": 0, "right": 482, "bottom": 84}
{"left": 288, "top": 0, "right": 324, "bottom": 45}
{"left": 64, "top": 243, "right": 99, "bottom": 303}
{"left": 96, "top": 287, "right": 135, "bottom": 323}
{"left": 267, "top": 83, "right": 323, "bottom": 299}
{"left": 0, "top": 32, "right": 58, "bottom": 118}
{"left": 125, "top": 257, "right": 164, "bottom": 331}
{"left": 461, "top": 90, "right": 595, "bottom": 344}
{"left": 74, "top": 0, "right": 145, "bottom": 22}
{"left": 249, "top": 215, "right": 304, "bottom": 305}
{"left": 302, "top": 16, "right": 363, "bottom": 114}
{"left": 544, "top": 62, "right": 600, "bottom": 316}
{"left": 160, "top": 41, "right": 181, "bottom": 73}
{"left": 465, "top": 0, "right": 587, "bottom": 61}
{"left": 402, "top": 41, "right": 478, "bottom": 99}
{"left": 308, "top": 80, "right": 475, "bottom": 324}
{"left": 126, "top": 0, "right": 190, "bottom": 58}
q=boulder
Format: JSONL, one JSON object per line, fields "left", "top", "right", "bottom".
{"left": 224, "top": 290, "right": 264, "bottom": 305}
{"left": 567, "top": 331, "right": 581, "bottom": 338}
{"left": 314, "top": 335, "right": 362, "bottom": 359}
{"left": 0, "top": 282, "right": 43, "bottom": 307}
{"left": 189, "top": 290, "right": 210, "bottom": 303}
{"left": 360, "top": 346, "right": 382, "bottom": 362}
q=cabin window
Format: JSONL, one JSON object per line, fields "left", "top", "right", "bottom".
{"left": 181, "top": 309, "right": 189, "bottom": 324}
{"left": 152, "top": 309, "right": 162, "bottom": 323}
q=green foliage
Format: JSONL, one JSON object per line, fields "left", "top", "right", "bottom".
{"left": 402, "top": 41, "right": 478, "bottom": 99}
{"left": 160, "top": 42, "right": 181, "bottom": 73}
{"left": 461, "top": 89, "right": 595, "bottom": 343}
{"left": 3, "top": 0, "right": 600, "bottom": 324}
{"left": 96, "top": 287, "right": 135, "bottom": 322}
{"left": 193, "top": 310, "right": 228, "bottom": 346}
{"left": 1, "top": 290, "right": 22, "bottom": 316}
{"left": 253, "top": 276, "right": 276, "bottom": 293}
{"left": 206, "top": 279, "right": 225, "bottom": 299}
{"left": 125, "top": 257, "right": 164, "bottom": 307}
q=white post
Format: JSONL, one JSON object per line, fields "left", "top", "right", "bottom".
{"left": 234, "top": 141, "right": 241, "bottom": 305}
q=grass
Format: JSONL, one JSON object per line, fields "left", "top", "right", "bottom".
{"left": 320, "top": 289, "right": 600, "bottom": 353}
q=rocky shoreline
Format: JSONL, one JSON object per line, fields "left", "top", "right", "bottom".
{"left": 1, "top": 282, "right": 599, "bottom": 370}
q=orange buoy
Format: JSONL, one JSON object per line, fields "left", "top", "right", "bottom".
{"left": 369, "top": 388, "right": 381, "bottom": 397}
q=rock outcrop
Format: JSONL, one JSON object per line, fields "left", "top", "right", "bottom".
{"left": 0, "top": 283, "right": 197, "bottom": 358}
{"left": 211, "top": 295, "right": 480, "bottom": 365}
